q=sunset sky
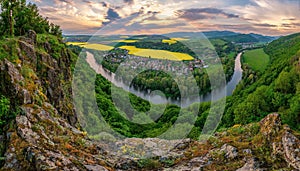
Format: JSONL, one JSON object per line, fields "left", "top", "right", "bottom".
{"left": 29, "top": 0, "right": 300, "bottom": 36}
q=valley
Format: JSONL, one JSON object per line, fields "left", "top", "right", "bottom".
{"left": 0, "top": 0, "right": 299, "bottom": 170}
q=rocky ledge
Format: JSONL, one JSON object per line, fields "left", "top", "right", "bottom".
{"left": 1, "top": 101, "right": 299, "bottom": 170}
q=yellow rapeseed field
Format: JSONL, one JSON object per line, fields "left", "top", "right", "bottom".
{"left": 162, "top": 38, "right": 189, "bottom": 45}
{"left": 172, "top": 38, "right": 189, "bottom": 41}
{"left": 67, "top": 42, "right": 114, "bottom": 51}
{"left": 162, "top": 39, "right": 177, "bottom": 45}
{"left": 112, "top": 40, "right": 138, "bottom": 43}
{"left": 119, "top": 46, "right": 194, "bottom": 61}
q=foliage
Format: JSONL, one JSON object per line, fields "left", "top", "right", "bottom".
{"left": 0, "top": 38, "right": 18, "bottom": 61}
{"left": 0, "top": 95, "right": 19, "bottom": 133}
{"left": 0, "top": 95, "right": 10, "bottom": 131}
{"left": 221, "top": 33, "right": 300, "bottom": 131}
{"left": 0, "top": 0, "right": 62, "bottom": 37}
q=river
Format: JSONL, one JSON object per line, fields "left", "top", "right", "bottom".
{"left": 86, "top": 52, "right": 243, "bottom": 107}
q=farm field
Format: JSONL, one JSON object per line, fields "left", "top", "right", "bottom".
{"left": 162, "top": 39, "right": 177, "bottom": 45}
{"left": 67, "top": 42, "right": 114, "bottom": 51}
{"left": 162, "top": 38, "right": 189, "bottom": 45}
{"left": 242, "top": 48, "right": 270, "bottom": 72}
{"left": 119, "top": 45, "right": 194, "bottom": 61}
{"left": 112, "top": 40, "right": 138, "bottom": 43}
{"left": 67, "top": 42, "right": 194, "bottom": 61}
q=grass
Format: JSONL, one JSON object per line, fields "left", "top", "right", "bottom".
{"left": 210, "top": 39, "right": 227, "bottom": 46}
{"left": 0, "top": 38, "right": 17, "bottom": 60}
{"left": 119, "top": 45, "right": 194, "bottom": 61}
{"left": 242, "top": 48, "right": 270, "bottom": 72}
{"left": 67, "top": 42, "right": 114, "bottom": 51}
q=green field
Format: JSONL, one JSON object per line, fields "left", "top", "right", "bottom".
{"left": 243, "top": 48, "right": 270, "bottom": 72}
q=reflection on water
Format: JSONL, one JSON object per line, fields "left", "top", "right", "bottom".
{"left": 86, "top": 52, "right": 243, "bottom": 107}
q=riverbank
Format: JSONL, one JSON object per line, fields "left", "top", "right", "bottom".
{"left": 86, "top": 51, "right": 243, "bottom": 107}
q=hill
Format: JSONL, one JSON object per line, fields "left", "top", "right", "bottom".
{"left": 221, "top": 33, "right": 300, "bottom": 130}
{"left": 164, "top": 31, "right": 276, "bottom": 43}
{"left": 163, "top": 31, "right": 239, "bottom": 38}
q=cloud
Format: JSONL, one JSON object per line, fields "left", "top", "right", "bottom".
{"left": 176, "top": 8, "right": 239, "bottom": 21}
{"left": 33, "top": 0, "right": 300, "bottom": 35}
{"left": 103, "top": 8, "right": 121, "bottom": 25}
{"left": 229, "top": 0, "right": 300, "bottom": 35}
{"left": 54, "top": 0, "right": 74, "bottom": 5}
{"left": 123, "top": 0, "right": 134, "bottom": 5}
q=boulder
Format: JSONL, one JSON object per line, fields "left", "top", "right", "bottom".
{"left": 236, "top": 158, "right": 264, "bottom": 171}
{"left": 282, "top": 131, "right": 300, "bottom": 170}
{"left": 85, "top": 165, "right": 108, "bottom": 171}
{"left": 260, "top": 113, "right": 282, "bottom": 141}
{"left": 27, "top": 30, "right": 37, "bottom": 45}
{"left": 0, "top": 59, "right": 31, "bottom": 105}
{"left": 220, "top": 144, "right": 238, "bottom": 159}
{"left": 19, "top": 40, "right": 37, "bottom": 66}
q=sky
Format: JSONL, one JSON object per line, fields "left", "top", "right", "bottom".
{"left": 29, "top": 0, "right": 300, "bottom": 36}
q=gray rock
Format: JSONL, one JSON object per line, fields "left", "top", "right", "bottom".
{"left": 85, "top": 165, "right": 109, "bottom": 171}
{"left": 28, "top": 30, "right": 37, "bottom": 45}
{"left": 16, "top": 115, "right": 40, "bottom": 144}
{"left": 22, "top": 89, "right": 32, "bottom": 104}
{"left": 282, "top": 131, "right": 300, "bottom": 170}
{"left": 19, "top": 40, "right": 37, "bottom": 66}
{"left": 220, "top": 144, "right": 238, "bottom": 159}
{"left": 260, "top": 113, "right": 282, "bottom": 141}
{"left": 236, "top": 158, "right": 264, "bottom": 171}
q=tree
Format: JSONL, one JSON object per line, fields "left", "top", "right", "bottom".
{"left": 283, "top": 95, "right": 300, "bottom": 130}
{"left": 275, "top": 71, "right": 294, "bottom": 94}
{"left": 0, "top": 0, "right": 61, "bottom": 37}
{"left": 0, "top": 0, "right": 23, "bottom": 36}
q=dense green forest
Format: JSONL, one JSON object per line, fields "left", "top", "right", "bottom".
{"left": 222, "top": 33, "right": 300, "bottom": 130}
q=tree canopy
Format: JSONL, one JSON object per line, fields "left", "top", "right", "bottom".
{"left": 0, "top": 0, "right": 62, "bottom": 37}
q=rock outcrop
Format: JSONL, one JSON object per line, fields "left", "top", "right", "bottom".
{"left": 236, "top": 158, "right": 263, "bottom": 171}
{"left": 260, "top": 113, "right": 282, "bottom": 141}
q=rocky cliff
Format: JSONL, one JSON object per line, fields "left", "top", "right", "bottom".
{"left": 0, "top": 32, "right": 299, "bottom": 171}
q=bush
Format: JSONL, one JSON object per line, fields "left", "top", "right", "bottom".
{"left": 0, "top": 95, "right": 18, "bottom": 133}
{"left": 0, "top": 96, "right": 10, "bottom": 131}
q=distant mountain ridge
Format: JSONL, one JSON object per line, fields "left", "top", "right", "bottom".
{"left": 164, "top": 31, "right": 278, "bottom": 43}
{"left": 64, "top": 31, "right": 278, "bottom": 44}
